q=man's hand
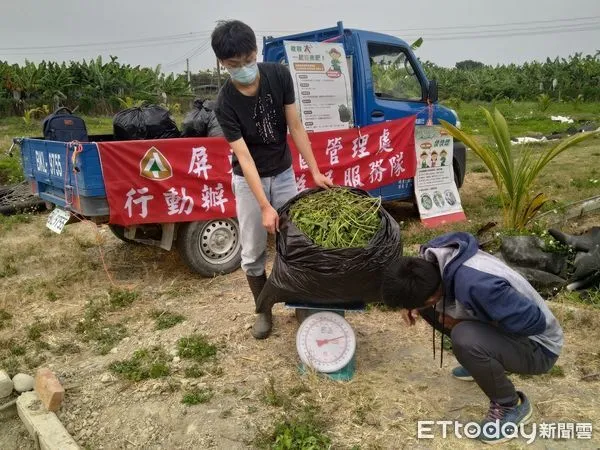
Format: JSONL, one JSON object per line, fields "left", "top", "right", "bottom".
{"left": 438, "top": 313, "right": 462, "bottom": 330}
{"left": 312, "top": 171, "right": 335, "bottom": 189}
{"left": 262, "top": 204, "right": 279, "bottom": 234}
{"left": 401, "top": 309, "right": 420, "bottom": 326}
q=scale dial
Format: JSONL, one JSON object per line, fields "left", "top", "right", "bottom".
{"left": 296, "top": 312, "right": 356, "bottom": 373}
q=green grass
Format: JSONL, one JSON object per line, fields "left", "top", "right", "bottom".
{"left": 0, "top": 214, "right": 32, "bottom": 235}
{"left": 262, "top": 376, "right": 291, "bottom": 408}
{"left": 254, "top": 405, "right": 331, "bottom": 450}
{"left": 109, "top": 347, "right": 170, "bottom": 381}
{"left": 0, "top": 260, "right": 18, "bottom": 278}
{"left": 184, "top": 365, "right": 205, "bottom": 378}
{"left": 75, "top": 299, "right": 128, "bottom": 354}
{"left": 455, "top": 101, "right": 600, "bottom": 137}
{"left": 177, "top": 334, "right": 217, "bottom": 363}
{"left": 0, "top": 309, "right": 12, "bottom": 329}
{"left": 109, "top": 288, "right": 139, "bottom": 309}
{"left": 150, "top": 310, "right": 185, "bottom": 330}
{"left": 26, "top": 320, "right": 53, "bottom": 341}
{"left": 181, "top": 388, "right": 213, "bottom": 405}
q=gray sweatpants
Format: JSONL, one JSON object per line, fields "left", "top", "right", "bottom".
{"left": 420, "top": 309, "right": 558, "bottom": 405}
{"left": 232, "top": 166, "right": 298, "bottom": 277}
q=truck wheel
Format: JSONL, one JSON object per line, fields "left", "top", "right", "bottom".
{"left": 108, "top": 224, "right": 161, "bottom": 244}
{"left": 177, "top": 219, "right": 242, "bottom": 277}
{"left": 108, "top": 224, "right": 137, "bottom": 244}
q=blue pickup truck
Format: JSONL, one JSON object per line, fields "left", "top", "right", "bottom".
{"left": 17, "top": 21, "right": 466, "bottom": 277}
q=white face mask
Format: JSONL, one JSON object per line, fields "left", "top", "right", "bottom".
{"left": 227, "top": 62, "right": 259, "bottom": 85}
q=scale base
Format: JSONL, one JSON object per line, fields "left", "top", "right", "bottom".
{"left": 299, "top": 354, "right": 356, "bottom": 381}
{"left": 289, "top": 305, "right": 360, "bottom": 382}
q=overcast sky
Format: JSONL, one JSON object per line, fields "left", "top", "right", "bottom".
{"left": 1, "top": 0, "right": 599, "bottom": 74}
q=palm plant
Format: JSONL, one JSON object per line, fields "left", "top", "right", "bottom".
{"left": 440, "top": 108, "right": 599, "bottom": 230}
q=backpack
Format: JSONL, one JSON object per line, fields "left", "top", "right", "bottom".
{"left": 42, "top": 107, "right": 89, "bottom": 142}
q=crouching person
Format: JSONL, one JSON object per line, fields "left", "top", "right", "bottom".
{"left": 382, "top": 232, "right": 564, "bottom": 445}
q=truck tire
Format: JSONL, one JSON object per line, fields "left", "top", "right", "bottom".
{"left": 108, "top": 224, "right": 137, "bottom": 244}
{"left": 108, "top": 224, "right": 162, "bottom": 244}
{"left": 177, "top": 219, "right": 242, "bottom": 277}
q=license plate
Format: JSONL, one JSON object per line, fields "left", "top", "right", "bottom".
{"left": 46, "top": 208, "right": 71, "bottom": 234}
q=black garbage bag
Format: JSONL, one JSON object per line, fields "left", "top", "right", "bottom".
{"left": 203, "top": 100, "right": 224, "bottom": 137}
{"left": 256, "top": 188, "right": 402, "bottom": 312}
{"left": 113, "top": 105, "right": 180, "bottom": 140}
{"left": 548, "top": 227, "right": 600, "bottom": 291}
{"left": 181, "top": 99, "right": 224, "bottom": 138}
{"left": 493, "top": 253, "right": 565, "bottom": 295}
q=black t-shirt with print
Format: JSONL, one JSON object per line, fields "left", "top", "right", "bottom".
{"left": 215, "top": 63, "right": 296, "bottom": 177}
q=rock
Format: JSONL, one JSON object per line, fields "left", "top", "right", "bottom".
{"left": 12, "top": 373, "right": 34, "bottom": 393}
{"left": 110, "top": 348, "right": 118, "bottom": 354}
{"left": 172, "top": 356, "right": 181, "bottom": 364}
{"left": 100, "top": 374, "right": 112, "bottom": 384}
{"left": 0, "top": 370, "right": 14, "bottom": 398}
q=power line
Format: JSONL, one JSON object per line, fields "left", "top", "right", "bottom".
{"left": 163, "top": 40, "right": 211, "bottom": 68}
{"left": 400, "top": 23, "right": 600, "bottom": 41}
{"left": 0, "top": 32, "right": 210, "bottom": 52}
{"left": 2, "top": 14, "right": 598, "bottom": 55}
{"left": 377, "top": 14, "right": 600, "bottom": 32}
{"left": 1, "top": 38, "right": 203, "bottom": 57}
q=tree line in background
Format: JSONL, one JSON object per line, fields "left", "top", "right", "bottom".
{"left": 1, "top": 52, "right": 599, "bottom": 119}
{"left": 424, "top": 52, "right": 600, "bottom": 103}
{"left": 0, "top": 56, "right": 227, "bottom": 118}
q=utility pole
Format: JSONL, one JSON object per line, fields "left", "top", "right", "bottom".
{"left": 186, "top": 58, "right": 191, "bottom": 88}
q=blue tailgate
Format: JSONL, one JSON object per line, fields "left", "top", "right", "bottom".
{"left": 19, "top": 138, "right": 108, "bottom": 216}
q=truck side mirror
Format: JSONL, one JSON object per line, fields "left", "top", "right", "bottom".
{"left": 428, "top": 80, "right": 439, "bottom": 103}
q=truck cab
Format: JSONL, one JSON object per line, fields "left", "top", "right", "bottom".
{"left": 262, "top": 21, "right": 466, "bottom": 201}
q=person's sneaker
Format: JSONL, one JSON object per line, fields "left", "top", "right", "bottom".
{"left": 478, "top": 391, "right": 533, "bottom": 445}
{"left": 451, "top": 365, "right": 474, "bottom": 381}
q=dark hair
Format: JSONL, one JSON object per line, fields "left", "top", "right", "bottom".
{"left": 381, "top": 257, "right": 442, "bottom": 309}
{"left": 211, "top": 20, "right": 258, "bottom": 60}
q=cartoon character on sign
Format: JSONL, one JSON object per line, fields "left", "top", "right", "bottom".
{"left": 420, "top": 152, "right": 429, "bottom": 169}
{"left": 328, "top": 48, "right": 342, "bottom": 73}
{"left": 420, "top": 194, "right": 433, "bottom": 210}
{"left": 444, "top": 190, "right": 457, "bottom": 206}
{"left": 430, "top": 151, "right": 439, "bottom": 168}
{"left": 433, "top": 191, "right": 445, "bottom": 208}
{"left": 440, "top": 149, "right": 448, "bottom": 167}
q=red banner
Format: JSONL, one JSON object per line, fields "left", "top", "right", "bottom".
{"left": 97, "top": 117, "right": 416, "bottom": 226}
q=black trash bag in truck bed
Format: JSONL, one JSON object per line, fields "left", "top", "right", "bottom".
{"left": 256, "top": 188, "right": 403, "bottom": 312}
{"left": 113, "top": 105, "right": 180, "bottom": 140}
{"left": 181, "top": 99, "right": 223, "bottom": 138}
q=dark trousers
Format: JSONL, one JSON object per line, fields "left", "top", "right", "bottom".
{"left": 419, "top": 308, "right": 558, "bottom": 405}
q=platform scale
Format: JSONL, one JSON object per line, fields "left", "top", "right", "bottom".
{"left": 285, "top": 303, "right": 364, "bottom": 381}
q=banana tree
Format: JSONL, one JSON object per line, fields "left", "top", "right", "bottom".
{"left": 41, "top": 62, "right": 74, "bottom": 110}
{"left": 440, "top": 108, "right": 600, "bottom": 230}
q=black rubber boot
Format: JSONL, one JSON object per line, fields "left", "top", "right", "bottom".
{"left": 246, "top": 273, "right": 272, "bottom": 339}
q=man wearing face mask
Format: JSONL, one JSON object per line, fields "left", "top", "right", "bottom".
{"left": 211, "top": 20, "right": 334, "bottom": 339}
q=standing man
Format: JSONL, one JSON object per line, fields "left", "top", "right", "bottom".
{"left": 211, "top": 20, "right": 333, "bottom": 339}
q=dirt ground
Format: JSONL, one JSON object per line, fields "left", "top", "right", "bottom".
{"left": 1, "top": 206, "right": 599, "bottom": 449}
{"left": 2, "top": 137, "right": 600, "bottom": 449}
